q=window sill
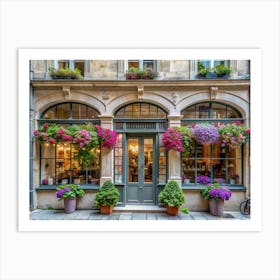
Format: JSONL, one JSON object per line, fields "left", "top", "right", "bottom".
{"left": 36, "top": 184, "right": 100, "bottom": 191}
{"left": 182, "top": 184, "right": 247, "bottom": 191}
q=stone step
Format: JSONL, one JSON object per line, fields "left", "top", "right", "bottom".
{"left": 113, "top": 205, "right": 166, "bottom": 213}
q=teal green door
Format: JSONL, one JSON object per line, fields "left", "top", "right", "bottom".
{"left": 127, "top": 136, "right": 155, "bottom": 204}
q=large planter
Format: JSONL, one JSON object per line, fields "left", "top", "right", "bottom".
{"left": 166, "top": 205, "right": 179, "bottom": 216}
{"left": 208, "top": 199, "right": 224, "bottom": 217}
{"left": 100, "top": 205, "right": 114, "bottom": 215}
{"left": 63, "top": 198, "right": 77, "bottom": 214}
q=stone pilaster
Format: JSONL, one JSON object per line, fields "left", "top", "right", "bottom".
{"left": 98, "top": 115, "right": 114, "bottom": 186}
{"left": 167, "top": 115, "right": 184, "bottom": 187}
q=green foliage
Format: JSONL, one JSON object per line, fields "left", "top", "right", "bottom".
{"left": 180, "top": 207, "right": 190, "bottom": 214}
{"left": 214, "top": 64, "right": 232, "bottom": 76}
{"left": 175, "top": 126, "right": 193, "bottom": 156}
{"left": 198, "top": 62, "right": 210, "bottom": 76}
{"left": 94, "top": 181, "right": 120, "bottom": 207}
{"left": 48, "top": 67, "right": 83, "bottom": 79}
{"left": 56, "top": 184, "right": 85, "bottom": 201}
{"left": 200, "top": 184, "right": 213, "bottom": 200}
{"left": 158, "top": 180, "right": 185, "bottom": 208}
{"left": 127, "top": 67, "right": 158, "bottom": 79}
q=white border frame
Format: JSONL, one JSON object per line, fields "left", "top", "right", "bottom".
{"left": 18, "top": 48, "right": 262, "bottom": 232}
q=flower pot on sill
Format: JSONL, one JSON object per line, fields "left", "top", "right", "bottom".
{"left": 166, "top": 205, "right": 179, "bottom": 216}
{"left": 209, "top": 198, "right": 224, "bottom": 217}
{"left": 64, "top": 198, "right": 77, "bottom": 214}
{"left": 99, "top": 205, "right": 114, "bottom": 215}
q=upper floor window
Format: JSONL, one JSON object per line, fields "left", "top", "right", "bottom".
{"left": 198, "top": 60, "right": 229, "bottom": 69}
{"left": 126, "top": 60, "right": 156, "bottom": 71}
{"left": 57, "top": 60, "right": 85, "bottom": 76}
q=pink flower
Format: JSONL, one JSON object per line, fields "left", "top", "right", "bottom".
{"left": 245, "top": 128, "right": 250, "bottom": 134}
{"left": 49, "top": 138, "right": 56, "bottom": 144}
{"left": 33, "top": 130, "right": 39, "bottom": 136}
{"left": 42, "top": 123, "right": 49, "bottom": 130}
{"left": 235, "top": 121, "right": 241, "bottom": 126}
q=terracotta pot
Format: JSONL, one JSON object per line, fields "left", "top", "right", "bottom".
{"left": 166, "top": 205, "right": 179, "bottom": 216}
{"left": 209, "top": 198, "right": 224, "bottom": 217}
{"left": 100, "top": 205, "right": 114, "bottom": 215}
{"left": 64, "top": 198, "right": 76, "bottom": 214}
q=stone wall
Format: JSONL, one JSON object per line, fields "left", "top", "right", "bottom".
{"left": 31, "top": 60, "right": 250, "bottom": 80}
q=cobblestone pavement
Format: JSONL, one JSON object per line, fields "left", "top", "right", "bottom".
{"left": 30, "top": 209, "right": 250, "bottom": 220}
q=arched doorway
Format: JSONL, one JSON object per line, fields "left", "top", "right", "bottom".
{"left": 114, "top": 102, "right": 168, "bottom": 205}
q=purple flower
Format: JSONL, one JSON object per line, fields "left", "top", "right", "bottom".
{"left": 64, "top": 187, "right": 71, "bottom": 192}
{"left": 192, "top": 123, "right": 219, "bottom": 145}
{"left": 197, "top": 175, "right": 211, "bottom": 185}
{"left": 56, "top": 189, "right": 65, "bottom": 198}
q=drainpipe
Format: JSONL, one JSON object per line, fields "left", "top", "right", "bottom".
{"left": 29, "top": 61, "right": 34, "bottom": 210}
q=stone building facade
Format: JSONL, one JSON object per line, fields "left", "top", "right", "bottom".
{"left": 30, "top": 59, "right": 250, "bottom": 211}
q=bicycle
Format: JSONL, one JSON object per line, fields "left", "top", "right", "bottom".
{"left": 240, "top": 197, "right": 250, "bottom": 215}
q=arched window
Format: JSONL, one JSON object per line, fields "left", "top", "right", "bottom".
{"left": 38, "top": 102, "right": 101, "bottom": 186}
{"left": 181, "top": 102, "right": 244, "bottom": 187}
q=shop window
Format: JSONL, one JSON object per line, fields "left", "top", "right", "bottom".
{"left": 181, "top": 102, "right": 244, "bottom": 186}
{"left": 39, "top": 102, "right": 100, "bottom": 186}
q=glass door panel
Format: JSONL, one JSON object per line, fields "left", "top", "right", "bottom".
{"left": 144, "top": 138, "right": 153, "bottom": 182}
{"left": 128, "top": 138, "right": 139, "bottom": 183}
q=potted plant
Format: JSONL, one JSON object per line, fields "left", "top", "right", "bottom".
{"left": 48, "top": 67, "right": 83, "bottom": 80}
{"left": 94, "top": 180, "right": 120, "bottom": 214}
{"left": 182, "top": 174, "right": 190, "bottom": 184}
{"left": 230, "top": 174, "right": 239, "bottom": 184}
{"left": 200, "top": 182, "right": 232, "bottom": 217}
{"left": 214, "top": 64, "right": 232, "bottom": 78}
{"left": 56, "top": 184, "right": 85, "bottom": 214}
{"left": 191, "top": 123, "right": 219, "bottom": 145}
{"left": 158, "top": 180, "right": 186, "bottom": 216}
{"left": 125, "top": 67, "right": 158, "bottom": 80}
{"left": 197, "top": 62, "right": 211, "bottom": 79}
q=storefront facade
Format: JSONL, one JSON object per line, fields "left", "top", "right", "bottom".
{"left": 31, "top": 60, "right": 250, "bottom": 211}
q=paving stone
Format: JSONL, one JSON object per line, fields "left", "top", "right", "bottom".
{"left": 88, "top": 214, "right": 104, "bottom": 220}
{"left": 132, "top": 213, "right": 147, "bottom": 220}
{"left": 119, "top": 213, "right": 133, "bottom": 220}
{"left": 29, "top": 210, "right": 249, "bottom": 221}
{"left": 74, "top": 210, "right": 93, "bottom": 220}
{"left": 147, "top": 213, "right": 157, "bottom": 220}
{"left": 178, "top": 213, "right": 194, "bottom": 220}
{"left": 190, "top": 212, "right": 207, "bottom": 220}
{"left": 168, "top": 215, "right": 180, "bottom": 220}
{"left": 156, "top": 213, "right": 169, "bottom": 220}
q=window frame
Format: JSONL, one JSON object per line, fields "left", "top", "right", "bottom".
{"left": 38, "top": 102, "right": 101, "bottom": 187}
{"left": 181, "top": 101, "right": 246, "bottom": 189}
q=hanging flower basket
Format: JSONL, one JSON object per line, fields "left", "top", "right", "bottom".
{"left": 218, "top": 121, "right": 250, "bottom": 150}
{"left": 162, "top": 127, "right": 184, "bottom": 153}
{"left": 191, "top": 123, "right": 219, "bottom": 145}
{"left": 162, "top": 127, "right": 193, "bottom": 154}
{"left": 95, "top": 125, "right": 117, "bottom": 149}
